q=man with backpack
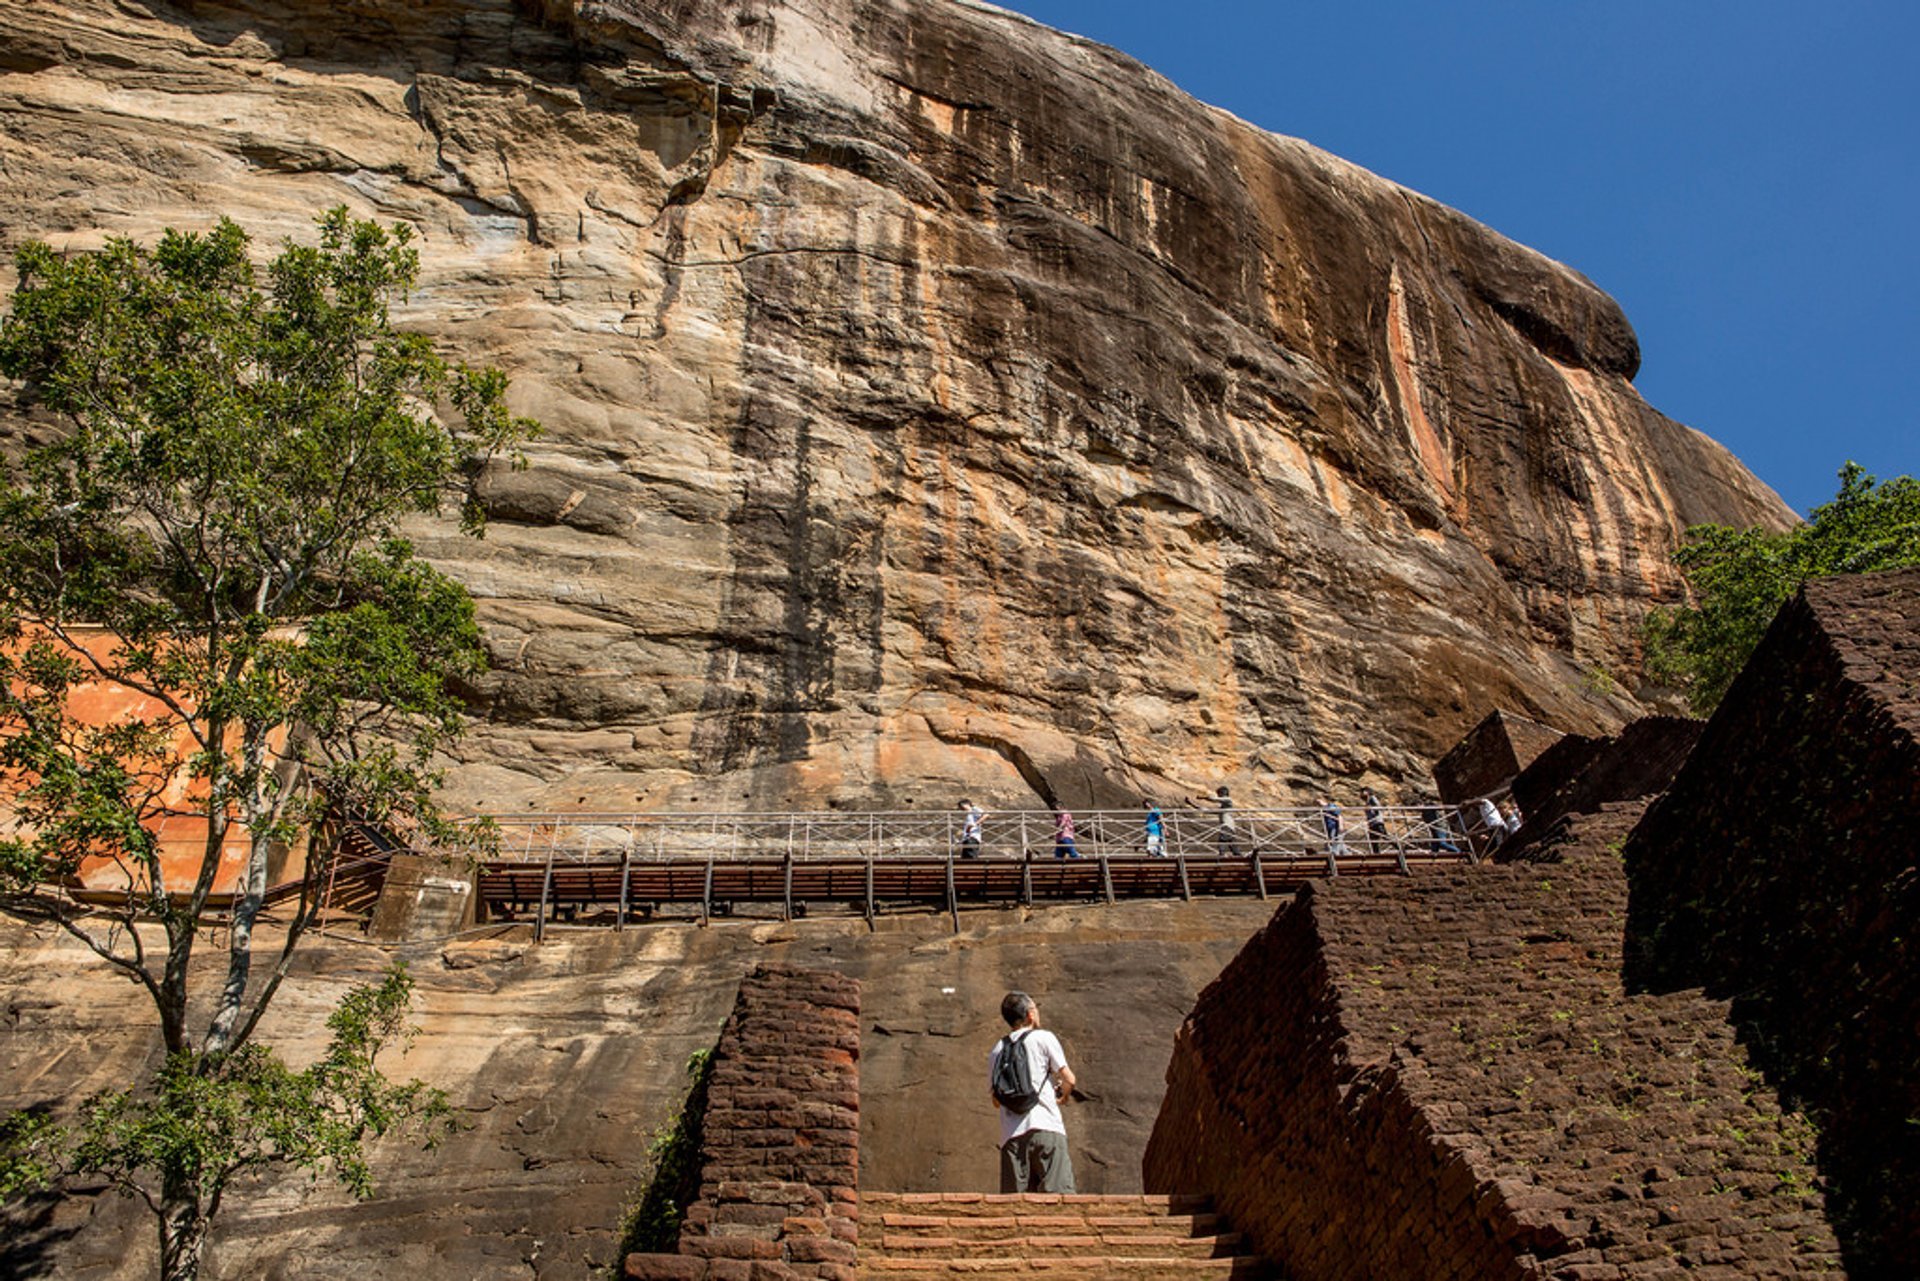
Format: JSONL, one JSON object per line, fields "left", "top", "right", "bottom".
{"left": 988, "top": 991, "right": 1077, "bottom": 1193}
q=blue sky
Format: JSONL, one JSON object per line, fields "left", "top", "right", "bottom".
{"left": 998, "top": 1, "right": 1917, "bottom": 515}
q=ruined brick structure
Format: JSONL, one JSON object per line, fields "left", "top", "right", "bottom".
{"left": 1143, "top": 807, "right": 1840, "bottom": 1279}
{"left": 1626, "top": 568, "right": 1920, "bottom": 1274}
{"left": 1432, "top": 710, "right": 1568, "bottom": 807}
{"left": 1499, "top": 716, "right": 1702, "bottom": 860}
{"left": 625, "top": 965, "right": 861, "bottom": 1281}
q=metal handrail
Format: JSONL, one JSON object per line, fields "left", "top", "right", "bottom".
{"left": 455, "top": 806, "right": 1470, "bottom": 866}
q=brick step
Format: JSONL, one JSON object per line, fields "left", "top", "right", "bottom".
{"left": 853, "top": 1192, "right": 1273, "bottom": 1279}
{"left": 872, "top": 1212, "right": 1227, "bottom": 1239}
{"left": 860, "top": 1193, "right": 1215, "bottom": 1219}
{"left": 872, "top": 1232, "right": 1247, "bottom": 1260}
{"left": 857, "top": 1257, "right": 1271, "bottom": 1277}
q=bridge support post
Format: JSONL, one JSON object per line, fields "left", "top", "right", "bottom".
{"left": 534, "top": 845, "right": 557, "bottom": 944}
{"left": 1099, "top": 856, "right": 1115, "bottom": 906}
{"left": 617, "top": 845, "right": 632, "bottom": 932}
{"left": 701, "top": 857, "right": 714, "bottom": 927}
{"left": 782, "top": 850, "right": 794, "bottom": 922}
{"left": 1251, "top": 851, "right": 1267, "bottom": 900}
{"left": 1020, "top": 851, "right": 1033, "bottom": 907}
{"left": 1176, "top": 854, "right": 1191, "bottom": 902}
{"left": 864, "top": 854, "right": 875, "bottom": 931}
{"left": 945, "top": 851, "right": 959, "bottom": 934}
{"left": 1326, "top": 848, "right": 1340, "bottom": 878}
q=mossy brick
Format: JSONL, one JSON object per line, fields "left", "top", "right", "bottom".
{"left": 641, "top": 969, "right": 859, "bottom": 1274}
{"left": 684, "top": 1235, "right": 784, "bottom": 1260}
{"left": 712, "top": 1204, "right": 790, "bottom": 1229}
{"left": 624, "top": 1254, "right": 708, "bottom": 1281}
{"left": 784, "top": 1235, "right": 855, "bottom": 1265}
{"left": 1624, "top": 570, "right": 1920, "bottom": 1272}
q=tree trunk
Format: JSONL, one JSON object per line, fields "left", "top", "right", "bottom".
{"left": 203, "top": 832, "right": 267, "bottom": 1054}
{"left": 159, "top": 925, "right": 193, "bottom": 1054}
{"left": 204, "top": 745, "right": 274, "bottom": 1054}
{"left": 158, "top": 1189, "right": 209, "bottom": 1281}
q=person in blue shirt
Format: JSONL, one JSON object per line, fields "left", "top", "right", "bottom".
{"left": 1321, "top": 796, "right": 1347, "bottom": 857}
{"left": 1143, "top": 799, "right": 1166, "bottom": 857}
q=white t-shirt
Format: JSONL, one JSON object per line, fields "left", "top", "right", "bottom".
{"left": 1477, "top": 798, "right": 1503, "bottom": 833}
{"left": 988, "top": 1028, "right": 1069, "bottom": 1145}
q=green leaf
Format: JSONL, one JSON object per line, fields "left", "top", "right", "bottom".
{"left": 1644, "top": 462, "right": 1920, "bottom": 713}
{"left": 0, "top": 207, "right": 533, "bottom": 1275}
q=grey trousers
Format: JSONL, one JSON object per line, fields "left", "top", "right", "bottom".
{"left": 999, "top": 1129, "right": 1076, "bottom": 1193}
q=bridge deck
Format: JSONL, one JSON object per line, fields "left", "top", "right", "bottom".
{"left": 476, "top": 847, "right": 1472, "bottom": 934}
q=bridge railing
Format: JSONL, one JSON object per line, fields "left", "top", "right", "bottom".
{"left": 456, "top": 806, "right": 1469, "bottom": 865}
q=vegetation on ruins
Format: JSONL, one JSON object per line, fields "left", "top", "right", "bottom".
{"left": 1644, "top": 462, "right": 1920, "bottom": 713}
{"left": 613, "top": 1046, "right": 716, "bottom": 1267}
{"left": 0, "top": 209, "right": 537, "bottom": 1279}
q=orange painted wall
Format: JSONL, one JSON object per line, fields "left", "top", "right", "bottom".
{"left": 3, "top": 627, "right": 306, "bottom": 900}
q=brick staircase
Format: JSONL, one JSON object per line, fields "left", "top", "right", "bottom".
{"left": 856, "top": 1192, "right": 1272, "bottom": 1278}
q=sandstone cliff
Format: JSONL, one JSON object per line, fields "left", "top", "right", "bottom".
{"left": 0, "top": 902, "right": 1275, "bottom": 1278}
{"left": 0, "top": 0, "right": 1793, "bottom": 811}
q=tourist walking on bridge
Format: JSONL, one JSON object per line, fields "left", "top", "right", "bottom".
{"left": 1420, "top": 800, "right": 1461, "bottom": 854}
{"left": 1475, "top": 795, "right": 1508, "bottom": 853}
{"left": 989, "top": 991, "right": 1077, "bottom": 1193}
{"left": 958, "top": 798, "right": 985, "bottom": 859}
{"left": 1321, "top": 796, "right": 1347, "bottom": 857}
{"left": 1052, "top": 807, "right": 1080, "bottom": 859}
{"left": 1191, "top": 785, "right": 1239, "bottom": 857}
{"left": 1143, "top": 799, "right": 1167, "bottom": 857}
{"left": 1364, "top": 788, "right": 1390, "bottom": 854}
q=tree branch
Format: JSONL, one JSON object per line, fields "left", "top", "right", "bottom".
{"left": 1, "top": 893, "right": 165, "bottom": 1011}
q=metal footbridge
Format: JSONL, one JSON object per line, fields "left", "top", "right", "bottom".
{"left": 461, "top": 806, "right": 1477, "bottom": 935}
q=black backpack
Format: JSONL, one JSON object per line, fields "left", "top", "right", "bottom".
{"left": 992, "top": 1029, "right": 1041, "bottom": 1114}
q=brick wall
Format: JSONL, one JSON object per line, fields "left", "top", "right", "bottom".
{"left": 1433, "top": 710, "right": 1567, "bottom": 808}
{"left": 626, "top": 965, "right": 861, "bottom": 1281}
{"left": 1625, "top": 568, "right": 1920, "bottom": 1273}
{"left": 1500, "top": 717, "right": 1700, "bottom": 861}
{"left": 1144, "top": 809, "right": 1840, "bottom": 1279}
{"left": 1510, "top": 731, "right": 1607, "bottom": 819}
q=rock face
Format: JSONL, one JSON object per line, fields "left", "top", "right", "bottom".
{"left": 0, "top": 0, "right": 1792, "bottom": 811}
{"left": 0, "top": 900, "right": 1273, "bottom": 1278}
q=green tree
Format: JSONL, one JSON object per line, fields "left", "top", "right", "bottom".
{"left": 0, "top": 209, "right": 536, "bottom": 1279}
{"left": 1644, "top": 463, "right": 1920, "bottom": 713}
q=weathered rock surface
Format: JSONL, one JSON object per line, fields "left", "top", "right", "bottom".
{"left": 0, "top": 900, "right": 1272, "bottom": 1278}
{"left": 0, "top": 0, "right": 1793, "bottom": 811}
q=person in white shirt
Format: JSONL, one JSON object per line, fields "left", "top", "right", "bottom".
{"left": 958, "top": 799, "right": 985, "bottom": 859}
{"left": 1476, "top": 795, "right": 1508, "bottom": 851}
{"left": 987, "top": 991, "right": 1077, "bottom": 1193}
